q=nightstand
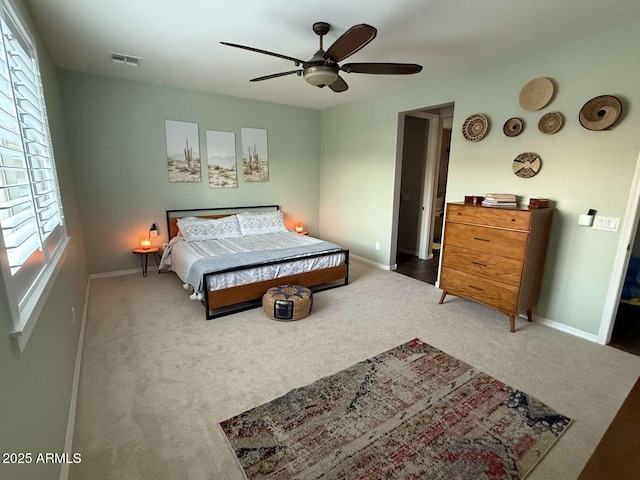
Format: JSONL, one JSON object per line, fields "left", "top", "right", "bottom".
{"left": 132, "top": 246, "right": 160, "bottom": 277}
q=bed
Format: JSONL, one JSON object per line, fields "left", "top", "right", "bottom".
{"left": 160, "top": 205, "right": 349, "bottom": 319}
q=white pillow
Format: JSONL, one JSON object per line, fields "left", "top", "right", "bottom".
{"left": 175, "top": 216, "right": 199, "bottom": 229}
{"left": 178, "top": 215, "right": 242, "bottom": 241}
{"left": 236, "top": 210, "right": 288, "bottom": 236}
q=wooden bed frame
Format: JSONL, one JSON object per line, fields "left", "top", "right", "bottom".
{"left": 165, "top": 205, "right": 349, "bottom": 319}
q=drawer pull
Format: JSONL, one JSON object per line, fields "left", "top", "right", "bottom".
{"left": 468, "top": 285, "right": 484, "bottom": 291}
{"left": 473, "top": 237, "right": 490, "bottom": 242}
{"left": 471, "top": 261, "right": 487, "bottom": 267}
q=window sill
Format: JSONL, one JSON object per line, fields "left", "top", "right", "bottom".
{"left": 10, "top": 236, "right": 71, "bottom": 353}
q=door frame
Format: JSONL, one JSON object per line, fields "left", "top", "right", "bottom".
{"left": 392, "top": 111, "right": 441, "bottom": 262}
{"left": 392, "top": 104, "right": 451, "bottom": 269}
{"left": 598, "top": 147, "right": 640, "bottom": 344}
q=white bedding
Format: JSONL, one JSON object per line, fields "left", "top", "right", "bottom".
{"left": 160, "top": 231, "right": 345, "bottom": 293}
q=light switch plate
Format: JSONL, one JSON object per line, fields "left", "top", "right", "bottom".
{"left": 593, "top": 216, "right": 620, "bottom": 232}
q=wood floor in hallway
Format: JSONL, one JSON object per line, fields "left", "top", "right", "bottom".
{"left": 395, "top": 250, "right": 440, "bottom": 285}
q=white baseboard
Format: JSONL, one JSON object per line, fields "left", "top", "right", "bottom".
{"left": 59, "top": 277, "right": 91, "bottom": 480}
{"left": 89, "top": 266, "right": 158, "bottom": 280}
{"left": 522, "top": 313, "right": 599, "bottom": 343}
{"left": 350, "top": 253, "right": 392, "bottom": 271}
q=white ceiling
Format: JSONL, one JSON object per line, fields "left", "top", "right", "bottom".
{"left": 25, "top": 0, "right": 640, "bottom": 110}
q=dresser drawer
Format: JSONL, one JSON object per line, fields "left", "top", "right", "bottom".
{"left": 441, "top": 244, "right": 523, "bottom": 286}
{"left": 444, "top": 222, "right": 528, "bottom": 260}
{"left": 440, "top": 267, "right": 518, "bottom": 311}
{"left": 447, "top": 204, "right": 531, "bottom": 230}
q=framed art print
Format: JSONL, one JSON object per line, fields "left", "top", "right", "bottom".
{"left": 241, "top": 127, "right": 269, "bottom": 182}
{"left": 165, "top": 120, "right": 201, "bottom": 183}
{"left": 206, "top": 130, "right": 238, "bottom": 188}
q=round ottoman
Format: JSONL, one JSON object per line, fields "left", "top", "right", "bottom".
{"left": 262, "top": 285, "right": 313, "bottom": 321}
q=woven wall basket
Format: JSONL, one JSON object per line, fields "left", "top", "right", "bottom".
{"left": 462, "top": 114, "right": 489, "bottom": 141}
{"left": 503, "top": 117, "right": 524, "bottom": 137}
{"left": 538, "top": 112, "right": 563, "bottom": 134}
{"left": 262, "top": 285, "right": 313, "bottom": 321}
{"left": 519, "top": 77, "right": 554, "bottom": 111}
{"left": 579, "top": 95, "right": 622, "bottom": 131}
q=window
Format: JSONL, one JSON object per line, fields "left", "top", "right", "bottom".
{"left": 0, "top": 0, "right": 68, "bottom": 352}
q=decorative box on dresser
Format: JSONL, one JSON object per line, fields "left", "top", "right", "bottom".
{"left": 438, "top": 202, "right": 554, "bottom": 332}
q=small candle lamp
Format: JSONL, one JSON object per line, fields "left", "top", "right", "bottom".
{"left": 139, "top": 236, "right": 151, "bottom": 249}
{"left": 295, "top": 222, "right": 304, "bottom": 233}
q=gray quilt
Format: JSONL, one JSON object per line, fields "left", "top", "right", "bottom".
{"left": 187, "top": 241, "right": 344, "bottom": 294}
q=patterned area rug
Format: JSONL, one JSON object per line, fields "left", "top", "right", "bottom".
{"left": 220, "top": 338, "right": 572, "bottom": 479}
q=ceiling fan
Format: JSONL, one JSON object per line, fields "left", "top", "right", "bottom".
{"left": 220, "top": 22, "right": 422, "bottom": 93}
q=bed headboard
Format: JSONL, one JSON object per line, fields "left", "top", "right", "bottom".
{"left": 166, "top": 205, "right": 280, "bottom": 240}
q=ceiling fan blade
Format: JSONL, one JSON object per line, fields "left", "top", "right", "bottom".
{"left": 341, "top": 63, "right": 423, "bottom": 75}
{"left": 220, "top": 42, "right": 306, "bottom": 65}
{"left": 328, "top": 75, "right": 349, "bottom": 93}
{"left": 250, "top": 70, "right": 301, "bottom": 82}
{"left": 324, "top": 24, "right": 377, "bottom": 63}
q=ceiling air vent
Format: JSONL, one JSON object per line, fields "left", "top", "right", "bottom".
{"left": 109, "top": 52, "right": 142, "bottom": 67}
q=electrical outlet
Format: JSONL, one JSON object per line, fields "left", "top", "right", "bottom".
{"left": 375, "top": 242, "right": 380, "bottom": 250}
{"left": 71, "top": 306, "right": 76, "bottom": 325}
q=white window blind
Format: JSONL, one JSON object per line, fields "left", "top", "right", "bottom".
{"left": 0, "top": 1, "right": 67, "bottom": 350}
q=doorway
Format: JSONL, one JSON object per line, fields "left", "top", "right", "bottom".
{"left": 608, "top": 218, "right": 640, "bottom": 355}
{"left": 392, "top": 103, "right": 454, "bottom": 285}
{"left": 599, "top": 147, "right": 640, "bottom": 350}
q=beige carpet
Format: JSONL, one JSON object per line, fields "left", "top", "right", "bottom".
{"left": 71, "top": 260, "right": 640, "bottom": 480}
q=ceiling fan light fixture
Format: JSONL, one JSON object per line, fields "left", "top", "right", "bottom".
{"left": 303, "top": 65, "right": 339, "bottom": 87}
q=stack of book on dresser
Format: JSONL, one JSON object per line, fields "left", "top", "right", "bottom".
{"left": 482, "top": 193, "right": 517, "bottom": 207}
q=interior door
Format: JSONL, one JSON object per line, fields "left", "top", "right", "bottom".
{"left": 417, "top": 112, "right": 442, "bottom": 259}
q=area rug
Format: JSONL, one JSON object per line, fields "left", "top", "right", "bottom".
{"left": 220, "top": 338, "right": 572, "bottom": 479}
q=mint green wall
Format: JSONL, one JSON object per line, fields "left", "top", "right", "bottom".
{"left": 319, "top": 22, "right": 640, "bottom": 336}
{"left": 0, "top": 1, "right": 88, "bottom": 479}
{"left": 59, "top": 72, "right": 321, "bottom": 274}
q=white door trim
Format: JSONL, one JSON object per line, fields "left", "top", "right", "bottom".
{"left": 598, "top": 147, "right": 640, "bottom": 344}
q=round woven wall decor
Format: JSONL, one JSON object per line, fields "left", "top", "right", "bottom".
{"left": 538, "top": 112, "right": 563, "bottom": 134}
{"left": 579, "top": 95, "right": 622, "bottom": 131}
{"left": 462, "top": 114, "right": 489, "bottom": 142}
{"left": 519, "top": 77, "right": 554, "bottom": 111}
{"left": 503, "top": 117, "right": 524, "bottom": 137}
{"left": 512, "top": 152, "right": 541, "bottom": 178}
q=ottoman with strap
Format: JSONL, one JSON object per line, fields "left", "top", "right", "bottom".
{"left": 262, "top": 285, "right": 313, "bottom": 321}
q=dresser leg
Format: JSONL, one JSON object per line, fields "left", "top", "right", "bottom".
{"left": 509, "top": 315, "right": 515, "bottom": 333}
{"left": 527, "top": 309, "right": 533, "bottom": 322}
{"left": 439, "top": 291, "right": 448, "bottom": 304}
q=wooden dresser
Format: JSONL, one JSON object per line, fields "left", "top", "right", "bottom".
{"left": 439, "top": 202, "right": 553, "bottom": 332}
